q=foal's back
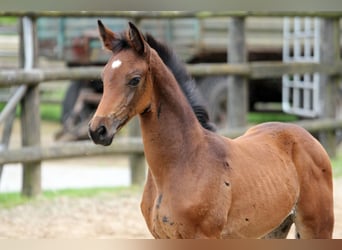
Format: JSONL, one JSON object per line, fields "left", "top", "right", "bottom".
{"left": 222, "top": 122, "right": 334, "bottom": 238}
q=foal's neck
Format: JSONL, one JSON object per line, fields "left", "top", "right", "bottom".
{"left": 139, "top": 51, "right": 204, "bottom": 181}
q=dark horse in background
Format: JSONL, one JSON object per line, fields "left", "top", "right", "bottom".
{"left": 88, "top": 21, "right": 334, "bottom": 239}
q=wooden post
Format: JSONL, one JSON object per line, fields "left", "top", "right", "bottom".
{"left": 318, "top": 18, "right": 340, "bottom": 157}
{"left": 19, "top": 16, "right": 42, "bottom": 197}
{"left": 0, "top": 110, "right": 16, "bottom": 183}
{"left": 227, "top": 17, "right": 248, "bottom": 129}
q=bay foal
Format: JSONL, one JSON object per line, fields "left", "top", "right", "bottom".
{"left": 88, "top": 21, "right": 334, "bottom": 239}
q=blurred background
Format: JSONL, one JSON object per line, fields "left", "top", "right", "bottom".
{"left": 0, "top": 9, "right": 342, "bottom": 238}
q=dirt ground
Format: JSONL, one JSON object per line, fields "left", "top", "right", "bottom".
{"left": 0, "top": 190, "right": 152, "bottom": 238}
{"left": 0, "top": 121, "right": 342, "bottom": 239}
{"left": 0, "top": 178, "right": 341, "bottom": 239}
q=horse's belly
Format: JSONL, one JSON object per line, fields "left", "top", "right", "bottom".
{"left": 222, "top": 160, "right": 299, "bottom": 238}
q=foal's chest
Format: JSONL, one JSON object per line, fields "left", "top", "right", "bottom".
{"left": 149, "top": 194, "right": 183, "bottom": 238}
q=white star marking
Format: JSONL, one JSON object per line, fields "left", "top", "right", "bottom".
{"left": 111, "top": 59, "right": 122, "bottom": 69}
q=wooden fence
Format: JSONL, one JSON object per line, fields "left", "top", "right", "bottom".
{"left": 0, "top": 11, "right": 341, "bottom": 197}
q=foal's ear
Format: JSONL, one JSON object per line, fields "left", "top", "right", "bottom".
{"left": 97, "top": 20, "right": 119, "bottom": 51}
{"left": 128, "top": 22, "right": 148, "bottom": 56}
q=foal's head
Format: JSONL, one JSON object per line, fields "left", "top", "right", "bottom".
{"left": 88, "top": 21, "right": 153, "bottom": 146}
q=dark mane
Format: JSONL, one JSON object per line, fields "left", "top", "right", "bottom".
{"left": 145, "top": 33, "right": 216, "bottom": 132}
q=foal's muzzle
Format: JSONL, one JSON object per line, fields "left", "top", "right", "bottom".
{"left": 88, "top": 123, "right": 113, "bottom": 146}
{"left": 88, "top": 116, "right": 126, "bottom": 146}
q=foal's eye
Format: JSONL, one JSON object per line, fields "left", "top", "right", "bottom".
{"left": 128, "top": 77, "right": 141, "bottom": 87}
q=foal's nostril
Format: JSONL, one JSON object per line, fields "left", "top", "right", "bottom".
{"left": 88, "top": 124, "right": 108, "bottom": 143}
{"left": 97, "top": 125, "right": 107, "bottom": 137}
{"left": 88, "top": 120, "right": 115, "bottom": 146}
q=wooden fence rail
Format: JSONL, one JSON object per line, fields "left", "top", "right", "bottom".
{"left": 1, "top": 118, "right": 341, "bottom": 166}
{"left": 0, "top": 137, "right": 144, "bottom": 165}
{"left": 1, "top": 11, "right": 342, "bottom": 18}
{"left": 1, "top": 61, "right": 342, "bottom": 87}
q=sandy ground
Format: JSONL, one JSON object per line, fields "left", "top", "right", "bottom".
{"left": 0, "top": 120, "right": 152, "bottom": 238}
{"left": 0, "top": 189, "right": 152, "bottom": 238}
{"left": 0, "top": 178, "right": 341, "bottom": 239}
{"left": 0, "top": 121, "right": 341, "bottom": 239}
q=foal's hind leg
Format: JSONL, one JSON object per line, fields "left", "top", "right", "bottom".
{"left": 290, "top": 129, "right": 334, "bottom": 238}
{"left": 262, "top": 214, "right": 294, "bottom": 239}
{"left": 293, "top": 198, "right": 334, "bottom": 239}
{"left": 293, "top": 175, "right": 334, "bottom": 238}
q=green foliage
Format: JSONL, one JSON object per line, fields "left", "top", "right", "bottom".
{"left": 248, "top": 112, "right": 298, "bottom": 124}
{"left": 0, "top": 17, "right": 18, "bottom": 25}
{"left": 332, "top": 149, "right": 342, "bottom": 177}
{"left": 0, "top": 103, "right": 61, "bottom": 122}
{"left": 40, "top": 104, "right": 61, "bottom": 122}
{"left": 0, "top": 186, "right": 141, "bottom": 209}
{"left": 0, "top": 103, "right": 5, "bottom": 111}
{"left": 0, "top": 192, "right": 30, "bottom": 209}
{"left": 42, "top": 186, "right": 141, "bottom": 199}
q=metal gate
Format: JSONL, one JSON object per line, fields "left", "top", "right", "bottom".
{"left": 282, "top": 17, "right": 321, "bottom": 117}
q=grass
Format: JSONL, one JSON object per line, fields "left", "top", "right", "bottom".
{"left": 0, "top": 192, "right": 31, "bottom": 209}
{"left": 248, "top": 112, "right": 298, "bottom": 124}
{"left": 0, "top": 84, "right": 65, "bottom": 122}
{"left": 40, "top": 103, "right": 61, "bottom": 122}
{"left": 0, "top": 17, "right": 18, "bottom": 26}
{"left": 332, "top": 149, "right": 342, "bottom": 178}
{"left": 0, "top": 186, "right": 141, "bottom": 209}
{"left": 0, "top": 102, "right": 61, "bottom": 122}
